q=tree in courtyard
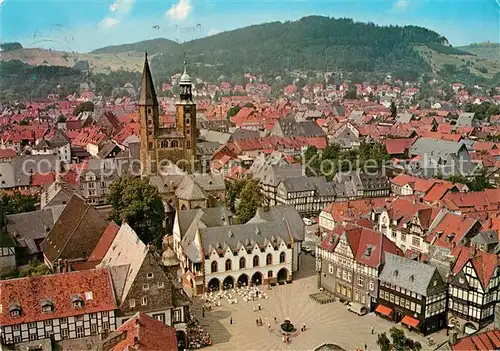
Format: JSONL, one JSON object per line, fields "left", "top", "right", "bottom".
{"left": 345, "top": 86, "right": 357, "bottom": 99}
{"left": 390, "top": 101, "right": 397, "bottom": 118}
{"left": 377, "top": 332, "right": 391, "bottom": 351}
{"left": 108, "top": 175, "right": 165, "bottom": 245}
{"left": 73, "top": 101, "right": 95, "bottom": 116}
{"left": 20, "top": 260, "right": 51, "bottom": 277}
{"left": 236, "top": 179, "right": 263, "bottom": 224}
{"left": 0, "top": 192, "right": 37, "bottom": 227}
{"left": 226, "top": 106, "right": 241, "bottom": 120}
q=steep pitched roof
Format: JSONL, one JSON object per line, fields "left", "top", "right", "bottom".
{"left": 451, "top": 246, "right": 499, "bottom": 289}
{"left": 40, "top": 195, "right": 109, "bottom": 263}
{"left": 108, "top": 312, "right": 177, "bottom": 351}
{"left": 451, "top": 328, "right": 500, "bottom": 351}
{"left": 138, "top": 54, "right": 158, "bottom": 107}
{"left": 86, "top": 221, "right": 120, "bottom": 265}
{"left": 0, "top": 268, "right": 116, "bottom": 326}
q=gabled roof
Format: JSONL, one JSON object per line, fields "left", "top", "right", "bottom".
{"left": 0, "top": 268, "right": 116, "bottom": 326}
{"left": 86, "top": 221, "right": 120, "bottom": 265}
{"left": 40, "top": 195, "right": 109, "bottom": 263}
{"left": 108, "top": 312, "right": 177, "bottom": 351}
{"left": 451, "top": 328, "right": 500, "bottom": 351}
{"left": 451, "top": 245, "right": 499, "bottom": 288}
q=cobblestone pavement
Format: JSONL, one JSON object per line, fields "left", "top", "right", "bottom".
{"left": 192, "top": 254, "right": 449, "bottom": 350}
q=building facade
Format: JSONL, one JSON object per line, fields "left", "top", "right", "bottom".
{"left": 377, "top": 253, "right": 447, "bottom": 335}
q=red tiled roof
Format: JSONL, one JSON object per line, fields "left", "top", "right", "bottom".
{"left": 451, "top": 246, "right": 499, "bottom": 288}
{"left": 31, "top": 172, "right": 56, "bottom": 187}
{"left": 384, "top": 138, "right": 416, "bottom": 155}
{"left": 320, "top": 224, "right": 403, "bottom": 268}
{"left": 86, "top": 221, "right": 120, "bottom": 265}
{"left": 0, "top": 148, "right": 16, "bottom": 158}
{"left": 425, "top": 213, "right": 479, "bottom": 248}
{"left": 0, "top": 268, "right": 116, "bottom": 326}
{"left": 452, "top": 328, "right": 500, "bottom": 350}
{"left": 111, "top": 312, "right": 177, "bottom": 351}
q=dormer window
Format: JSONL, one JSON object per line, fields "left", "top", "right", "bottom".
{"left": 41, "top": 299, "right": 54, "bottom": 313}
{"left": 71, "top": 296, "right": 84, "bottom": 309}
{"left": 393, "top": 270, "right": 398, "bottom": 277}
{"left": 9, "top": 304, "right": 22, "bottom": 317}
{"left": 147, "top": 273, "right": 154, "bottom": 279}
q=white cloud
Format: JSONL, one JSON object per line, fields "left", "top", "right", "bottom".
{"left": 109, "top": 0, "right": 134, "bottom": 14}
{"left": 100, "top": 17, "right": 120, "bottom": 28}
{"left": 393, "top": 0, "right": 409, "bottom": 10}
{"left": 207, "top": 29, "right": 220, "bottom": 36}
{"left": 166, "top": 0, "right": 192, "bottom": 21}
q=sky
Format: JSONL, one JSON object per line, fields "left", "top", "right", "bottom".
{"left": 0, "top": 0, "right": 499, "bottom": 53}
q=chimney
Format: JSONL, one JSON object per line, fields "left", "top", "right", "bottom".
{"left": 471, "top": 244, "right": 476, "bottom": 258}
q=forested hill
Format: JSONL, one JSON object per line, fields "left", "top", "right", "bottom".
{"left": 91, "top": 38, "right": 180, "bottom": 55}
{"left": 151, "top": 16, "right": 450, "bottom": 82}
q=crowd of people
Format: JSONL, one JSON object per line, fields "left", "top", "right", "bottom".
{"left": 187, "top": 316, "right": 212, "bottom": 349}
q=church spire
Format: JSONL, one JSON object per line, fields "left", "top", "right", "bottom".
{"left": 139, "top": 51, "right": 158, "bottom": 106}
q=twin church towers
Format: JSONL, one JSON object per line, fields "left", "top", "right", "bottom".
{"left": 138, "top": 53, "right": 197, "bottom": 175}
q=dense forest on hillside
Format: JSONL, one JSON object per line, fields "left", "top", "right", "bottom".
{"left": 152, "top": 16, "right": 447, "bottom": 82}
{"left": 0, "top": 60, "right": 84, "bottom": 101}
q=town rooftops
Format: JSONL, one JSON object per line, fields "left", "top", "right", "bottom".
{"left": 0, "top": 268, "right": 116, "bottom": 326}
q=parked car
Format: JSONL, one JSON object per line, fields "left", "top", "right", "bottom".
{"left": 347, "top": 302, "right": 368, "bottom": 316}
{"left": 303, "top": 218, "right": 312, "bottom": 226}
{"left": 302, "top": 246, "right": 312, "bottom": 254}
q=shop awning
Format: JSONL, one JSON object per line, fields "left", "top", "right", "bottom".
{"left": 375, "top": 304, "right": 392, "bottom": 317}
{"left": 402, "top": 315, "right": 420, "bottom": 328}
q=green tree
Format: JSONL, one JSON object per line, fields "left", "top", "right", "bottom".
{"left": 56, "top": 115, "right": 67, "bottom": 123}
{"left": 235, "top": 179, "right": 263, "bottom": 224}
{"left": 0, "top": 192, "right": 37, "bottom": 227}
{"left": 390, "top": 102, "right": 397, "bottom": 117}
{"left": 377, "top": 333, "right": 391, "bottom": 351}
{"left": 19, "top": 119, "right": 29, "bottom": 125}
{"left": 226, "top": 106, "right": 241, "bottom": 119}
{"left": 20, "top": 260, "right": 51, "bottom": 277}
{"left": 108, "top": 176, "right": 165, "bottom": 245}
{"left": 303, "top": 146, "right": 320, "bottom": 176}
{"left": 345, "top": 87, "right": 357, "bottom": 99}
{"left": 390, "top": 327, "right": 407, "bottom": 351}
{"left": 73, "top": 101, "right": 95, "bottom": 116}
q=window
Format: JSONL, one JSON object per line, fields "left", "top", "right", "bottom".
{"left": 143, "top": 284, "right": 149, "bottom": 291}
{"left": 154, "top": 313, "right": 165, "bottom": 323}
{"left": 61, "top": 329, "right": 69, "bottom": 340}
{"left": 337, "top": 268, "right": 341, "bottom": 278}
{"left": 225, "top": 259, "right": 232, "bottom": 271}
{"left": 45, "top": 332, "right": 53, "bottom": 339}
{"left": 158, "top": 282, "right": 165, "bottom": 289}
{"left": 61, "top": 317, "right": 68, "bottom": 324}
{"left": 268, "top": 270, "right": 273, "bottom": 278}
{"left": 141, "top": 297, "right": 148, "bottom": 306}
{"left": 91, "top": 324, "right": 98, "bottom": 335}
{"left": 171, "top": 140, "right": 179, "bottom": 148}
{"left": 266, "top": 254, "right": 273, "bottom": 265}
{"left": 279, "top": 252, "right": 286, "bottom": 263}
{"left": 173, "top": 309, "right": 182, "bottom": 322}
{"left": 129, "top": 299, "right": 136, "bottom": 308}
{"left": 85, "top": 291, "right": 93, "bottom": 300}
{"left": 10, "top": 308, "right": 21, "bottom": 317}
{"left": 328, "top": 264, "right": 334, "bottom": 275}
{"left": 347, "top": 272, "right": 352, "bottom": 283}
{"left": 103, "top": 322, "right": 110, "bottom": 332}
{"left": 76, "top": 326, "right": 84, "bottom": 338}
{"left": 14, "top": 336, "right": 22, "bottom": 343}
{"left": 29, "top": 334, "right": 37, "bottom": 341}
{"left": 160, "top": 140, "right": 168, "bottom": 148}
{"left": 13, "top": 324, "right": 20, "bottom": 331}
{"left": 412, "top": 236, "right": 420, "bottom": 247}
{"left": 369, "top": 280, "right": 374, "bottom": 291}
{"left": 186, "top": 141, "right": 191, "bottom": 148}
{"left": 44, "top": 319, "right": 52, "bottom": 326}
{"left": 401, "top": 233, "right": 406, "bottom": 241}
{"left": 211, "top": 261, "right": 218, "bottom": 273}
{"left": 239, "top": 257, "right": 246, "bottom": 269}
{"left": 357, "top": 276, "right": 364, "bottom": 287}
{"left": 148, "top": 142, "right": 153, "bottom": 149}
{"left": 75, "top": 315, "right": 83, "bottom": 322}
{"left": 147, "top": 273, "right": 154, "bottom": 279}
{"left": 41, "top": 304, "right": 53, "bottom": 313}
{"left": 253, "top": 255, "right": 259, "bottom": 267}
{"left": 28, "top": 322, "right": 36, "bottom": 328}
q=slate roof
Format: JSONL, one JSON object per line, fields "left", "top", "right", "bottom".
{"left": 333, "top": 171, "right": 389, "bottom": 198}
{"left": 40, "top": 195, "right": 109, "bottom": 263}
{"left": 410, "top": 138, "right": 465, "bottom": 158}
{"left": 396, "top": 113, "right": 414, "bottom": 124}
{"left": 0, "top": 155, "right": 58, "bottom": 189}
{"left": 249, "top": 205, "right": 305, "bottom": 241}
{"left": 379, "top": 253, "right": 440, "bottom": 296}
{"left": 199, "top": 220, "right": 292, "bottom": 255}
{"left": 0, "top": 268, "right": 116, "bottom": 326}
{"left": 275, "top": 118, "right": 325, "bottom": 138}
{"left": 175, "top": 177, "right": 206, "bottom": 200}
{"left": 138, "top": 54, "right": 158, "bottom": 107}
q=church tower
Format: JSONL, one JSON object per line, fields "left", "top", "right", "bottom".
{"left": 138, "top": 54, "right": 198, "bottom": 176}
{"left": 138, "top": 52, "right": 160, "bottom": 175}
{"left": 175, "top": 62, "right": 197, "bottom": 170}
